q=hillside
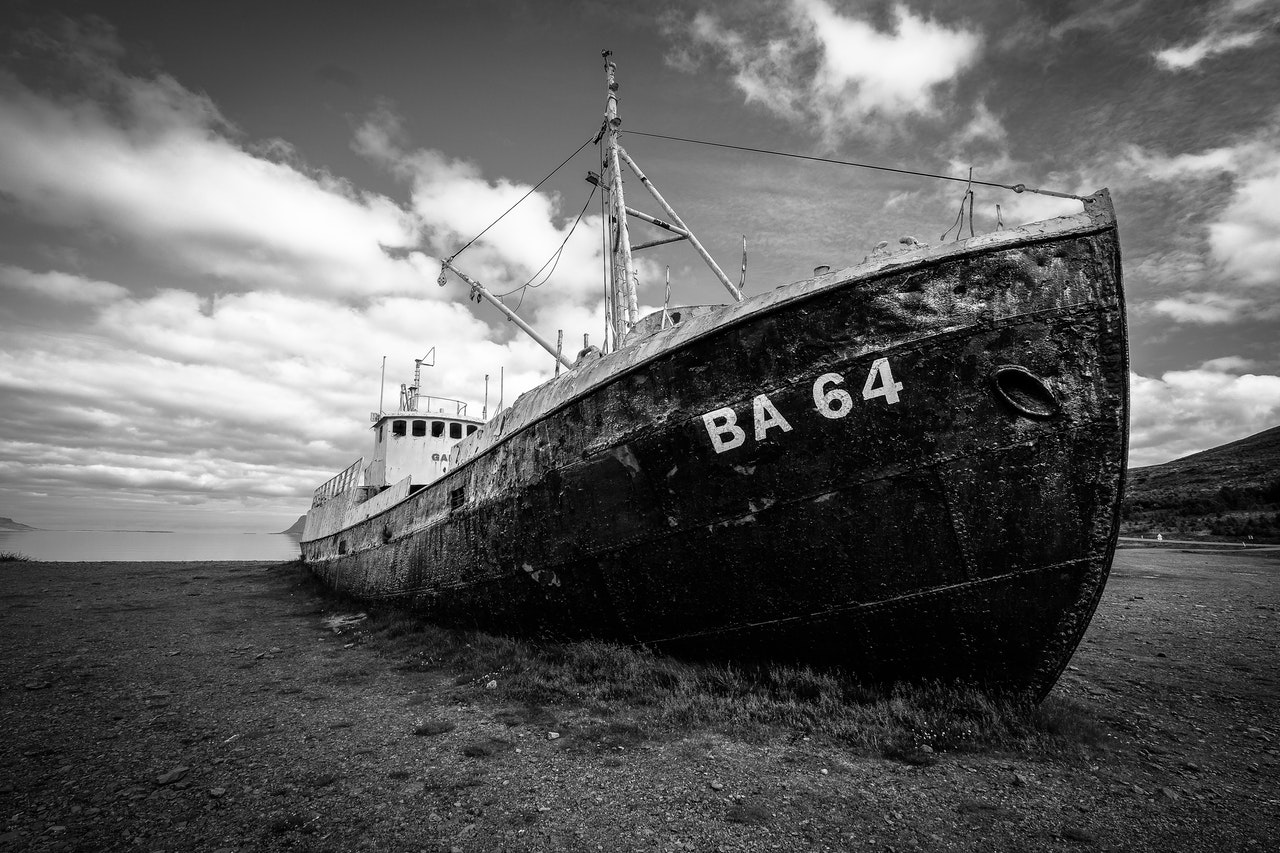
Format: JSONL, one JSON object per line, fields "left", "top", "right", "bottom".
{"left": 0, "top": 517, "right": 37, "bottom": 531}
{"left": 1123, "top": 424, "right": 1280, "bottom": 540}
{"left": 280, "top": 515, "right": 306, "bottom": 535}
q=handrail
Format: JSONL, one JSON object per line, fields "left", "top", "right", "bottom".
{"left": 312, "top": 457, "right": 364, "bottom": 507}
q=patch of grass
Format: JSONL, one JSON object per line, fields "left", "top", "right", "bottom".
{"left": 286, "top": 562, "right": 1103, "bottom": 762}
{"left": 725, "top": 801, "right": 771, "bottom": 824}
{"left": 460, "top": 737, "right": 514, "bottom": 758}
{"left": 568, "top": 719, "right": 649, "bottom": 753}
{"left": 0, "top": 551, "right": 32, "bottom": 562}
{"left": 1027, "top": 696, "right": 1105, "bottom": 749}
{"left": 326, "top": 665, "right": 373, "bottom": 685}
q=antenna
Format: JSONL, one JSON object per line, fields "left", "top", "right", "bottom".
{"left": 378, "top": 356, "right": 386, "bottom": 414}
{"left": 408, "top": 347, "right": 436, "bottom": 412}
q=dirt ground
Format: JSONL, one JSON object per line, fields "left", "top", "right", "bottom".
{"left": 1, "top": 547, "right": 1277, "bottom": 853}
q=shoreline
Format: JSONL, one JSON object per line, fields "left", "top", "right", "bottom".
{"left": 1, "top": 553, "right": 1276, "bottom": 851}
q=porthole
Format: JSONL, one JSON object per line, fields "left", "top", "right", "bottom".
{"left": 991, "top": 366, "right": 1060, "bottom": 419}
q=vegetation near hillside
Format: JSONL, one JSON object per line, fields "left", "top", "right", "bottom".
{"left": 1122, "top": 424, "right": 1280, "bottom": 541}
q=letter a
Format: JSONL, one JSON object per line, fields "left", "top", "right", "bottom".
{"left": 753, "top": 394, "right": 793, "bottom": 441}
{"left": 702, "top": 407, "right": 746, "bottom": 454}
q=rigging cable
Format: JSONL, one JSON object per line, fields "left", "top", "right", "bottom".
{"left": 940, "top": 167, "right": 976, "bottom": 242}
{"left": 445, "top": 134, "right": 596, "bottom": 264}
{"left": 626, "top": 130, "right": 1091, "bottom": 202}
{"left": 498, "top": 182, "right": 598, "bottom": 308}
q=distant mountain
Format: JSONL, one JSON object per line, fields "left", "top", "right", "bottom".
{"left": 1123, "top": 424, "right": 1280, "bottom": 540}
{"left": 0, "top": 517, "right": 37, "bottom": 531}
{"left": 280, "top": 515, "right": 306, "bottom": 535}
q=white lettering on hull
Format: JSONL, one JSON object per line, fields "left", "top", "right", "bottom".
{"left": 702, "top": 407, "right": 746, "bottom": 454}
{"left": 703, "top": 358, "right": 903, "bottom": 454}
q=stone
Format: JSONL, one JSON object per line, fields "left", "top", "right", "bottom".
{"left": 709, "top": 781, "right": 724, "bottom": 791}
{"left": 156, "top": 767, "right": 189, "bottom": 785}
{"left": 1062, "top": 826, "right": 1096, "bottom": 843}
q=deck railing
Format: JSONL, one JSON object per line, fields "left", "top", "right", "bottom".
{"left": 311, "top": 457, "right": 364, "bottom": 507}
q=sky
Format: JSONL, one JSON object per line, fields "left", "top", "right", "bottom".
{"left": 1, "top": 0, "right": 1278, "bottom": 532}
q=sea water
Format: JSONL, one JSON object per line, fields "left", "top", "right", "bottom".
{"left": 0, "top": 530, "right": 302, "bottom": 562}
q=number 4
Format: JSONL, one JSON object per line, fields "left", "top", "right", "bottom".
{"left": 862, "top": 357, "right": 903, "bottom": 405}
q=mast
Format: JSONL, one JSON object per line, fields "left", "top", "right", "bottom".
{"left": 602, "top": 50, "right": 638, "bottom": 348}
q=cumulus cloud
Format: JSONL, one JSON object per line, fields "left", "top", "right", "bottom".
{"left": 0, "top": 26, "right": 423, "bottom": 299}
{"left": 1118, "top": 122, "right": 1280, "bottom": 321}
{"left": 355, "top": 108, "right": 607, "bottom": 306}
{"left": 1130, "top": 365, "right": 1280, "bottom": 466}
{"left": 670, "top": 0, "right": 983, "bottom": 144}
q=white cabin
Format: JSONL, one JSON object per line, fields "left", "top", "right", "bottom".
{"left": 307, "top": 374, "right": 486, "bottom": 529}
{"left": 364, "top": 407, "right": 483, "bottom": 489}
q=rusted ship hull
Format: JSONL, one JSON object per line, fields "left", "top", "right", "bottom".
{"left": 302, "top": 192, "right": 1126, "bottom": 697}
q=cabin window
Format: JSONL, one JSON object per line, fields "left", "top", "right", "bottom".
{"left": 466, "top": 425, "right": 478, "bottom": 435}
{"left": 449, "top": 422, "right": 462, "bottom": 439}
{"left": 412, "top": 420, "right": 426, "bottom": 437}
{"left": 392, "top": 420, "right": 406, "bottom": 437}
{"left": 431, "top": 420, "right": 444, "bottom": 438}
{"left": 449, "top": 487, "right": 466, "bottom": 510}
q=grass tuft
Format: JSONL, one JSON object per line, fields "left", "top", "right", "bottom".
{"left": 725, "top": 802, "right": 771, "bottom": 824}
{"left": 0, "top": 551, "right": 32, "bottom": 562}
{"left": 461, "top": 737, "right": 514, "bottom": 758}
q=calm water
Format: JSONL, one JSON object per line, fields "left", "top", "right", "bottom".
{"left": 0, "top": 530, "right": 302, "bottom": 562}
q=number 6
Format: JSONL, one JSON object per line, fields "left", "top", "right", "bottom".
{"left": 813, "top": 373, "right": 853, "bottom": 419}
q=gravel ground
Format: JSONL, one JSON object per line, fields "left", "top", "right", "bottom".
{"left": 1, "top": 547, "right": 1277, "bottom": 852}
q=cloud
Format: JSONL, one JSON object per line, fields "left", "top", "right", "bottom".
{"left": 1118, "top": 122, "right": 1280, "bottom": 320}
{"left": 1155, "top": 30, "right": 1263, "bottom": 70}
{"left": 1153, "top": 0, "right": 1276, "bottom": 71}
{"left": 0, "top": 25, "right": 423, "bottom": 299}
{"left": 353, "top": 105, "right": 627, "bottom": 338}
{"left": 0, "top": 276, "right": 536, "bottom": 529}
{"left": 1200, "top": 355, "right": 1260, "bottom": 371}
{"left": 1150, "top": 291, "right": 1258, "bottom": 324}
{"left": 669, "top": 0, "right": 983, "bottom": 144}
{"left": 1130, "top": 365, "right": 1280, "bottom": 466}
{"left": 0, "top": 264, "right": 129, "bottom": 305}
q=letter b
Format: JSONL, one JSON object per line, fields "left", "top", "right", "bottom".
{"left": 702, "top": 407, "right": 746, "bottom": 454}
